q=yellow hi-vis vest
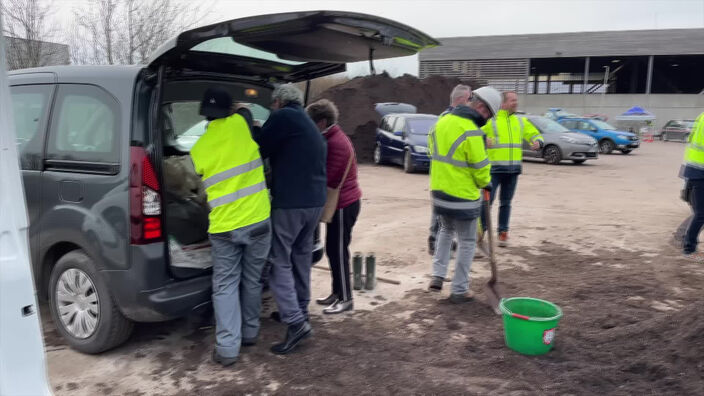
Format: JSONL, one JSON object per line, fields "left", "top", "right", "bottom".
{"left": 190, "top": 114, "right": 270, "bottom": 234}
{"left": 481, "top": 109, "right": 543, "bottom": 172}
{"left": 428, "top": 110, "right": 491, "bottom": 209}
{"left": 684, "top": 112, "right": 704, "bottom": 171}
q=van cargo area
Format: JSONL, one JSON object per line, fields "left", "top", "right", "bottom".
{"left": 158, "top": 79, "right": 273, "bottom": 278}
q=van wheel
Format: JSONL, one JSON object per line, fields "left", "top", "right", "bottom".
{"left": 49, "top": 250, "right": 133, "bottom": 354}
{"left": 403, "top": 150, "right": 416, "bottom": 173}
{"left": 599, "top": 139, "right": 614, "bottom": 154}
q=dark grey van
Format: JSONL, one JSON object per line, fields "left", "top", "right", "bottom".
{"left": 9, "top": 11, "right": 437, "bottom": 353}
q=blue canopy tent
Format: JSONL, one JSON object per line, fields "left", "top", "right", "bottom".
{"left": 615, "top": 106, "right": 656, "bottom": 121}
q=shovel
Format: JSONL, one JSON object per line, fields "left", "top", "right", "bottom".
{"left": 482, "top": 189, "right": 503, "bottom": 315}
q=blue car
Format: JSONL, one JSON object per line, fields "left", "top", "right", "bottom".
{"left": 558, "top": 118, "right": 640, "bottom": 154}
{"left": 373, "top": 111, "right": 438, "bottom": 173}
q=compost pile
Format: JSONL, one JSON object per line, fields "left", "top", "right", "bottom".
{"left": 314, "top": 73, "right": 479, "bottom": 163}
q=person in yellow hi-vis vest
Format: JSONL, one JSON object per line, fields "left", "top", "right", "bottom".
{"left": 480, "top": 91, "right": 544, "bottom": 247}
{"left": 190, "top": 87, "right": 271, "bottom": 367}
{"left": 680, "top": 111, "right": 704, "bottom": 261}
{"left": 427, "top": 86, "right": 502, "bottom": 303}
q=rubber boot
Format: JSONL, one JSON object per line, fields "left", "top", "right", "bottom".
{"left": 365, "top": 253, "right": 376, "bottom": 290}
{"left": 353, "top": 252, "right": 363, "bottom": 290}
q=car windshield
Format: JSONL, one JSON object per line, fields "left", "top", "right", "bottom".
{"left": 407, "top": 118, "right": 437, "bottom": 135}
{"left": 527, "top": 117, "right": 570, "bottom": 133}
{"left": 591, "top": 120, "right": 617, "bottom": 130}
{"left": 684, "top": 121, "right": 696, "bottom": 128}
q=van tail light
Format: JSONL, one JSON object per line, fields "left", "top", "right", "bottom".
{"left": 130, "top": 147, "right": 163, "bottom": 244}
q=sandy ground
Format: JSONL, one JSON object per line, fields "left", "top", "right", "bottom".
{"left": 43, "top": 141, "right": 703, "bottom": 395}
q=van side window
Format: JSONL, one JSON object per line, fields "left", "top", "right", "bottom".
{"left": 47, "top": 84, "right": 120, "bottom": 163}
{"left": 10, "top": 85, "right": 53, "bottom": 170}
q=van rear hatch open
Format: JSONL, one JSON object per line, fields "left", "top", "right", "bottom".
{"left": 148, "top": 10, "right": 439, "bottom": 81}
{"left": 148, "top": 11, "right": 438, "bottom": 278}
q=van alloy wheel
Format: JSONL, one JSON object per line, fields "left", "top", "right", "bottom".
{"left": 55, "top": 268, "right": 100, "bottom": 339}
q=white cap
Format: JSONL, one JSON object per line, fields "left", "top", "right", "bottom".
{"left": 473, "top": 86, "right": 502, "bottom": 117}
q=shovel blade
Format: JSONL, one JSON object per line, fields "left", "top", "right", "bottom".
{"left": 485, "top": 282, "right": 503, "bottom": 315}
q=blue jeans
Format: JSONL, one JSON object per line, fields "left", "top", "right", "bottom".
{"left": 684, "top": 180, "right": 704, "bottom": 253}
{"left": 432, "top": 215, "right": 478, "bottom": 294}
{"left": 209, "top": 220, "right": 271, "bottom": 359}
{"left": 481, "top": 173, "right": 519, "bottom": 233}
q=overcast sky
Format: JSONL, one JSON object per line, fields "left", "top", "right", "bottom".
{"left": 55, "top": 0, "right": 704, "bottom": 76}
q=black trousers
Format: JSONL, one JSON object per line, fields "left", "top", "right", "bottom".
{"left": 325, "top": 200, "right": 361, "bottom": 302}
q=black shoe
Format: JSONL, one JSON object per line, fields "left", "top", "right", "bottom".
{"left": 242, "top": 337, "right": 257, "bottom": 347}
{"left": 271, "top": 311, "right": 309, "bottom": 323}
{"left": 271, "top": 321, "right": 313, "bottom": 355}
{"left": 270, "top": 311, "right": 282, "bottom": 323}
{"left": 428, "top": 276, "right": 443, "bottom": 292}
{"left": 212, "top": 350, "right": 237, "bottom": 367}
{"left": 316, "top": 293, "right": 338, "bottom": 306}
{"left": 449, "top": 292, "right": 474, "bottom": 304}
{"left": 323, "top": 299, "right": 353, "bottom": 314}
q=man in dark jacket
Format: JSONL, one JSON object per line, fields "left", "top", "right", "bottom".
{"left": 255, "top": 84, "right": 327, "bottom": 355}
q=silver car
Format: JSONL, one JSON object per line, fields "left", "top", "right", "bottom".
{"left": 522, "top": 115, "right": 599, "bottom": 165}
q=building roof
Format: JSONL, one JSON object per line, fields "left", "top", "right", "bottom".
{"left": 420, "top": 28, "right": 704, "bottom": 61}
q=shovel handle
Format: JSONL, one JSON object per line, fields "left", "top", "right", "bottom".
{"left": 511, "top": 313, "right": 531, "bottom": 321}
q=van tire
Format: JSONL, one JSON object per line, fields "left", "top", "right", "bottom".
{"left": 48, "top": 250, "right": 133, "bottom": 354}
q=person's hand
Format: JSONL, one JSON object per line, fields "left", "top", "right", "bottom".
{"left": 253, "top": 120, "right": 262, "bottom": 127}
{"left": 486, "top": 138, "right": 495, "bottom": 148}
{"left": 531, "top": 141, "right": 542, "bottom": 151}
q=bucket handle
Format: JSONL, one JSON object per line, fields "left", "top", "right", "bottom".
{"left": 511, "top": 313, "right": 531, "bottom": 321}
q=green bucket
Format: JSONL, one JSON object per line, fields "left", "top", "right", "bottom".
{"left": 499, "top": 297, "right": 563, "bottom": 355}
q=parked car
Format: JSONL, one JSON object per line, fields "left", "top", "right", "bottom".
{"left": 661, "top": 119, "right": 696, "bottom": 142}
{"left": 8, "top": 11, "right": 437, "bottom": 353}
{"left": 558, "top": 118, "right": 639, "bottom": 154}
{"left": 522, "top": 116, "right": 599, "bottom": 165}
{"left": 373, "top": 108, "right": 438, "bottom": 173}
{"left": 544, "top": 108, "right": 579, "bottom": 121}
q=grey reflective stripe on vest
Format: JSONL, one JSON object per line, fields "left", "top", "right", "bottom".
{"left": 688, "top": 142, "right": 704, "bottom": 152}
{"left": 492, "top": 143, "right": 522, "bottom": 149}
{"left": 492, "top": 160, "right": 521, "bottom": 166}
{"left": 433, "top": 196, "right": 483, "bottom": 210}
{"left": 686, "top": 161, "right": 704, "bottom": 170}
{"left": 208, "top": 180, "right": 267, "bottom": 208}
{"left": 492, "top": 118, "right": 497, "bottom": 137}
{"left": 202, "top": 158, "right": 263, "bottom": 188}
{"left": 432, "top": 129, "right": 485, "bottom": 168}
{"left": 519, "top": 117, "right": 524, "bottom": 134}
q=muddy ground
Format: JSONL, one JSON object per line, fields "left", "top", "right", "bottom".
{"left": 44, "top": 141, "right": 704, "bottom": 395}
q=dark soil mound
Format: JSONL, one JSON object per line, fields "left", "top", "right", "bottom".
{"left": 314, "top": 73, "right": 479, "bottom": 163}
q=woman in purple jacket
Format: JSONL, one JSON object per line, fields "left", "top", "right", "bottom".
{"left": 306, "top": 99, "right": 362, "bottom": 314}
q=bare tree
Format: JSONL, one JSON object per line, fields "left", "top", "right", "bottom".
{"left": 69, "top": 0, "right": 211, "bottom": 65}
{"left": 1, "top": 0, "right": 66, "bottom": 70}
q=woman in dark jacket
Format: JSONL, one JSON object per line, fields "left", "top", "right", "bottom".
{"left": 306, "top": 99, "right": 362, "bottom": 314}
